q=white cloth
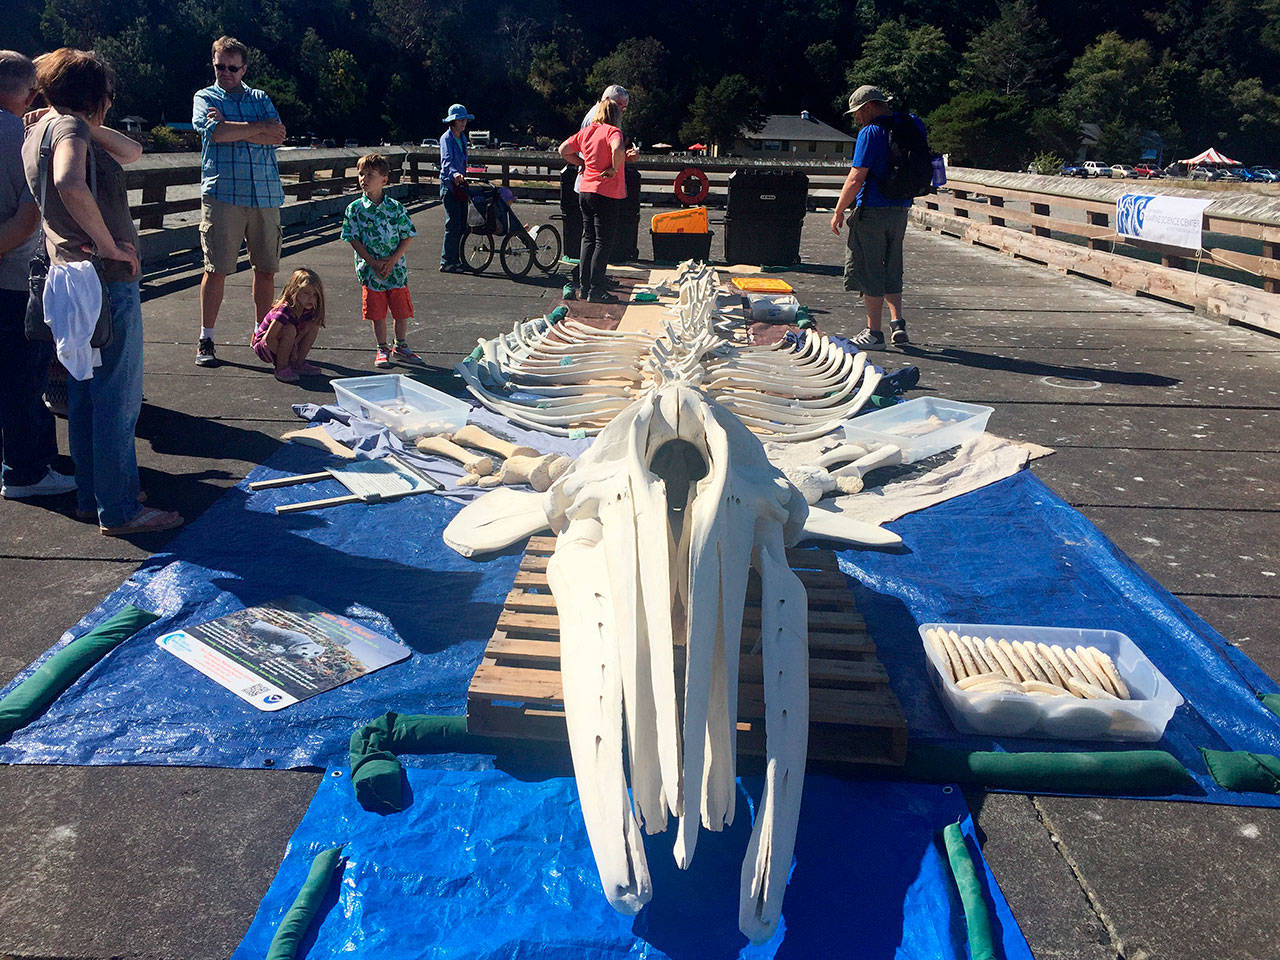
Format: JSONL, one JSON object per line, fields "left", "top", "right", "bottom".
{"left": 43, "top": 260, "right": 103, "bottom": 380}
{"left": 810, "top": 433, "right": 1053, "bottom": 528}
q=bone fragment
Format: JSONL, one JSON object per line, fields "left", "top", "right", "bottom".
{"left": 449, "top": 423, "right": 541, "bottom": 459}
{"left": 415, "top": 435, "right": 495, "bottom": 475}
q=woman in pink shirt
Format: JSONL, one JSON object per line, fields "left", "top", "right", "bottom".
{"left": 558, "top": 100, "right": 626, "bottom": 303}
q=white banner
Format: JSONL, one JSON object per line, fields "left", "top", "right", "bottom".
{"left": 1115, "top": 193, "right": 1213, "bottom": 251}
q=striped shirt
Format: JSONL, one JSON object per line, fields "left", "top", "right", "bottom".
{"left": 192, "top": 83, "right": 285, "bottom": 208}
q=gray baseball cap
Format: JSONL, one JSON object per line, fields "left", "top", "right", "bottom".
{"left": 845, "top": 85, "right": 891, "bottom": 114}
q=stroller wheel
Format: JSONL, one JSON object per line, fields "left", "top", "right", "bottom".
{"left": 529, "top": 224, "right": 562, "bottom": 274}
{"left": 500, "top": 232, "right": 536, "bottom": 279}
{"left": 460, "top": 228, "right": 494, "bottom": 273}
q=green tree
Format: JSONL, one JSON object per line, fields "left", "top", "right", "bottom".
{"left": 91, "top": 18, "right": 170, "bottom": 123}
{"left": 584, "top": 37, "right": 674, "bottom": 144}
{"left": 1058, "top": 32, "right": 1155, "bottom": 160}
{"left": 245, "top": 44, "right": 310, "bottom": 132}
{"left": 1225, "top": 76, "right": 1280, "bottom": 160}
{"left": 317, "top": 49, "right": 367, "bottom": 137}
{"left": 678, "top": 74, "right": 765, "bottom": 152}
{"left": 955, "top": 0, "right": 1060, "bottom": 100}
{"left": 926, "top": 90, "right": 1032, "bottom": 170}
{"left": 848, "top": 18, "right": 957, "bottom": 115}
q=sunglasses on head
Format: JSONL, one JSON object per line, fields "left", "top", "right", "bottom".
{"left": 214, "top": 63, "right": 243, "bottom": 73}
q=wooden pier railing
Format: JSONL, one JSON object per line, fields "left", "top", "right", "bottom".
{"left": 916, "top": 167, "right": 1280, "bottom": 334}
{"left": 121, "top": 149, "right": 1280, "bottom": 333}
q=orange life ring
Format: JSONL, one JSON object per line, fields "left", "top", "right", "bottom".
{"left": 673, "top": 166, "right": 709, "bottom": 205}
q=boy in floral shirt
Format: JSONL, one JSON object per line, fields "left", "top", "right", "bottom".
{"left": 341, "top": 154, "right": 420, "bottom": 367}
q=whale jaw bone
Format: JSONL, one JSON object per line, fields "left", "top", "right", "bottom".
{"left": 546, "top": 383, "right": 809, "bottom": 942}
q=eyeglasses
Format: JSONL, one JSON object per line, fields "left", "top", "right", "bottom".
{"left": 214, "top": 63, "right": 244, "bottom": 74}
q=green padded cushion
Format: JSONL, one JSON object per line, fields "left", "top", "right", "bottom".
{"left": 0, "top": 605, "right": 158, "bottom": 738}
{"left": 942, "top": 822, "right": 996, "bottom": 960}
{"left": 903, "top": 744, "right": 1195, "bottom": 795}
{"left": 265, "top": 845, "right": 345, "bottom": 960}
{"left": 1199, "top": 748, "right": 1280, "bottom": 794}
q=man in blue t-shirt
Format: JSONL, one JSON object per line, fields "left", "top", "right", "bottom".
{"left": 830, "top": 85, "right": 920, "bottom": 350}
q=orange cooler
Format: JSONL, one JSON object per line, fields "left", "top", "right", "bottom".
{"left": 651, "top": 207, "right": 709, "bottom": 234}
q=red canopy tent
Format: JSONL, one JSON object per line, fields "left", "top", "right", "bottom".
{"left": 1178, "top": 147, "right": 1241, "bottom": 165}
{"left": 687, "top": 143, "right": 707, "bottom": 151}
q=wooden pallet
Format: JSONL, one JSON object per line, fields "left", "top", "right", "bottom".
{"left": 467, "top": 536, "right": 907, "bottom": 765}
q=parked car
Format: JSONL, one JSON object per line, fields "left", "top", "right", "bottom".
{"left": 1218, "top": 168, "right": 1242, "bottom": 181}
{"left": 1132, "top": 164, "right": 1163, "bottom": 178}
{"left": 1082, "top": 161, "right": 1112, "bottom": 177}
{"left": 1059, "top": 162, "right": 1088, "bottom": 177}
{"left": 1189, "top": 165, "right": 1221, "bottom": 181}
{"left": 1248, "top": 166, "right": 1280, "bottom": 182}
{"left": 1110, "top": 164, "right": 1139, "bottom": 178}
{"left": 344, "top": 138, "right": 359, "bottom": 148}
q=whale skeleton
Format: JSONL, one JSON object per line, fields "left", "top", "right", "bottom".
{"left": 454, "top": 261, "right": 882, "bottom": 441}
{"left": 445, "top": 264, "right": 907, "bottom": 942}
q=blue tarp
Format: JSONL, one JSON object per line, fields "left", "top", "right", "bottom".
{"left": 841, "top": 470, "right": 1280, "bottom": 804}
{"left": 232, "top": 767, "right": 1032, "bottom": 960}
{"left": 3, "top": 441, "right": 1280, "bottom": 805}
{"left": 0, "top": 441, "right": 517, "bottom": 769}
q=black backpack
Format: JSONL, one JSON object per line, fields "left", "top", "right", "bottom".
{"left": 871, "top": 112, "right": 934, "bottom": 200}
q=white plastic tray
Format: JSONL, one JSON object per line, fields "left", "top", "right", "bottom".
{"left": 842, "top": 396, "right": 993, "bottom": 463}
{"left": 918, "top": 622, "right": 1183, "bottom": 742}
{"left": 332, "top": 374, "right": 469, "bottom": 439}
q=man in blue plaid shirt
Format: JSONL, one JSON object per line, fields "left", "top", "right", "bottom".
{"left": 191, "top": 36, "right": 286, "bottom": 367}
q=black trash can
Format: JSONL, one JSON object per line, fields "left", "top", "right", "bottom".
{"left": 559, "top": 165, "right": 582, "bottom": 261}
{"left": 611, "top": 166, "right": 643, "bottom": 262}
{"left": 723, "top": 169, "right": 808, "bottom": 265}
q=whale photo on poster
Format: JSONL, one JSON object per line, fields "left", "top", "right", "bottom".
{"left": 1115, "top": 193, "right": 1214, "bottom": 250}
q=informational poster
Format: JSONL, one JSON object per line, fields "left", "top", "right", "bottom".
{"left": 156, "top": 596, "right": 410, "bottom": 711}
{"left": 1115, "top": 193, "right": 1214, "bottom": 251}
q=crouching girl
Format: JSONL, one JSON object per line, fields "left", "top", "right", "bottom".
{"left": 251, "top": 267, "right": 326, "bottom": 382}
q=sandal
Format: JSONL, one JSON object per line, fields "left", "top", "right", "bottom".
{"left": 99, "top": 506, "right": 183, "bottom": 537}
{"left": 77, "top": 490, "right": 146, "bottom": 521}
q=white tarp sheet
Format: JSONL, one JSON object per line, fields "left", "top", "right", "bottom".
{"left": 1116, "top": 193, "right": 1214, "bottom": 251}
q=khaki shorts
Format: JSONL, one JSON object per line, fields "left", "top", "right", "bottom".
{"left": 200, "top": 198, "right": 282, "bottom": 275}
{"left": 843, "top": 205, "right": 910, "bottom": 298}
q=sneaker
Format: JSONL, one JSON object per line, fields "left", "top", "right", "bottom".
{"left": 440, "top": 262, "right": 466, "bottom": 274}
{"left": 374, "top": 345, "right": 392, "bottom": 368}
{"left": 194, "top": 337, "right": 218, "bottom": 367}
{"left": 889, "top": 319, "right": 910, "bottom": 346}
{"left": 1, "top": 467, "right": 77, "bottom": 499}
{"left": 850, "top": 327, "right": 886, "bottom": 352}
{"left": 392, "top": 341, "right": 422, "bottom": 364}
{"left": 586, "top": 289, "right": 619, "bottom": 304}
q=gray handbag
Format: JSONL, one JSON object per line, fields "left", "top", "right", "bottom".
{"left": 25, "top": 121, "right": 114, "bottom": 348}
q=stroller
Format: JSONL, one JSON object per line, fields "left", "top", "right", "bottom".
{"left": 459, "top": 180, "right": 561, "bottom": 279}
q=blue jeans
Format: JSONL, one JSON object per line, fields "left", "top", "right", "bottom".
{"left": 67, "top": 279, "right": 143, "bottom": 527}
{"left": 440, "top": 185, "right": 465, "bottom": 266}
{"left": 0, "top": 288, "right": 57, "bottom": 487}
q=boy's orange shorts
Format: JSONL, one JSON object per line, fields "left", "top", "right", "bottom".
{"left": 362, "top": 285, "right": 413, "bottom": 322}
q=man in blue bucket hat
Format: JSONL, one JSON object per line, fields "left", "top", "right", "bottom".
{"left": 439, "top": 103, "right": 474, "bottom": 272}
